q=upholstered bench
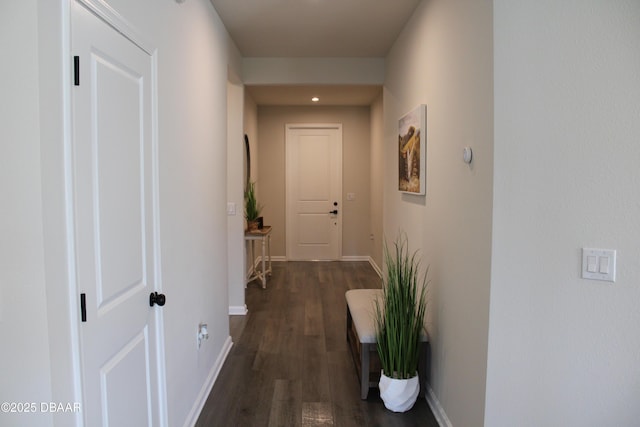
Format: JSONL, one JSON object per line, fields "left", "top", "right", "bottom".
{"left": 345, "top": 288, "right": 428, "bottom": 399}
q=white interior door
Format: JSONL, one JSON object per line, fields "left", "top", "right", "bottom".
{"left": 72, "top": 3, "right": 163, "bottom": 426}
{"left": 286, "top": 124, "right": 342, "bottom": 260}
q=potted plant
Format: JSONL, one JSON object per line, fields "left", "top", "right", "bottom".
{"left": 374, "top": 233, "right": 428, "bottom": 412}
{"left": 244, "top": 181, "right": 263, "bottom": 231}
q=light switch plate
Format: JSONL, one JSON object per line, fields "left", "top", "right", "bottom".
{"left": 582, "top": 248, "right": 616, "bottom": 282}
{"left": 227, "top": 202, "right": 236, "bottom": 216}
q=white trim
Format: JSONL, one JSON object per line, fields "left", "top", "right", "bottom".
{"left": 257, "top": 256, "right": 378, "bottom": 270}
{"left": 425, "top": 384, "right": 453, "bottom": 427}
{"left": 40, "top": 1, "right": 84, "bottom": 425}
{"left": 228, "top": 305, "right": 248, "bottom": 315}
{"left": 340, "top": 255, "right": 370, "bottom": 262}
{"left": 181, "top": 336, "right": 233, "bottom": 427}
{"left": 256, "top": 255, "right": 286, "bottom": 264}
{"left": 148, "top": 32, "right": 168, "bottom": 427}
{"left": 75, "top": 0, "right": 154, "bottom": 54}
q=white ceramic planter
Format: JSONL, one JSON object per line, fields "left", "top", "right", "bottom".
{"left": 379, "top": 371, "right": 420, "bottom": 412}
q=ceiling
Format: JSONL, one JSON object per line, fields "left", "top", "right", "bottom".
{"left": 210, "top": 0, "right": 420, "bottom": 106}
{"left": 209, "top": 0, "right": 421, "bottom": 58}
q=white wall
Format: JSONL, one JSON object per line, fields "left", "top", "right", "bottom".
{"left": 244, "top": 93, "right": 259, "bottom": 184}
{"left": 243, "top": 57, "right": 385, "bottom": 85}
{"left": 256, "top": 106, "right": 373, "bottom": 258}
{"left": 0, "top": 2, "right": 54, "bottom": 426}
{"left": 384, "top": 0, "right": 494, "bottom": 425}
{"left": 369, "top": 94, "right": 385, "bottom": 269}
{"left": 91, "top": 1, "right": 231, "bottom": 425}
{"left": 227, "top": 77, "right": 246, "bottom": 315}
{"left": 243, "top": 57, "right": 384, "bottom": 266}
{"left": 227, "top": 40, "right": 246, "bottom": 315}
{"left": 243, "top": 92, "right": 258, "bottom": 279}
{"left": 486, "top": 1, "right": 640, "bottom": 425}
{"left": 3, "top": 1, "right": 234, "bottom": 426}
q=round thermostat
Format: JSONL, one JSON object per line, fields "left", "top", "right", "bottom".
{"left": 463, "top": 147, "right": 473, "bottom": 164}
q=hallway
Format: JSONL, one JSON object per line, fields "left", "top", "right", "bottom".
{"left": 196, "top": 261, "right": 438, "bottom": 426}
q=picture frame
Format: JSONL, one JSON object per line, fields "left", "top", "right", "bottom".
{"left": 398, "top": 105, "right": 426, "bottom": 195}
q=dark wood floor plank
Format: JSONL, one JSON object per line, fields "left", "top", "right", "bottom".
{"left": 303, "top": 277, "right": 325, "bottom": 336}
{"left": 326, "top": 350, "right": 368, "bottom": 427}
{"left": 322, "top": 270, "right": 351, "bottom": 352}
{"left": 301, "top": 335, "right": 331, "bottom": 402}
{"left": 302, "top": 401, "right": 334, "bottom": 426}
{"left": 268, "top": 379, "right": 302, "bottom": 427}
{"left": 196, "top": 261, "right": 439, "bottom": 427}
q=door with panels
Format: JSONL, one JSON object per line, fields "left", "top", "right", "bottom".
{"left": 286, "top": 124, "right": 343, "bottom": 260}
{"left": 71, "top": 2, "right": 165, "bottom": 425}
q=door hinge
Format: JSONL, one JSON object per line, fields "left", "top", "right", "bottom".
{"left": 80, "top": 293, "right": 86, "bottom": 322}
{"left": 74, "top": 56, "right": 80, "bottom": 86}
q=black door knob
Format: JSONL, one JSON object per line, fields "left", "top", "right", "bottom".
{"left": 329, "top": 209, "right": 338, "bottom": 215}
{"left": 149, "top": 292, "right": 166, "bottom": 307}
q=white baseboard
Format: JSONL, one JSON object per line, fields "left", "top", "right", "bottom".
{"left": 228, "top": 305, "right": 248, "bottom": 315}
{"left": 254, "top": 255, "right": 286, "bottom": 266}
{"left": 340, "top": 255, "right": 369, "bottom": 261}
{"left": 254, "top": 255, "right": 381, "bottom": 277}
{"left": 425, "top": 383, "right": 453, "bottom": 427}
{"left": 182, "top": 336, "right": 233, "bottom": 427}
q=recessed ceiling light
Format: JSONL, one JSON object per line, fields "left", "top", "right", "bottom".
{"left": 311, "top": 97, "right": 319, "bottom": 102}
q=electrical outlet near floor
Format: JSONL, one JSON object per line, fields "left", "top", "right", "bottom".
{"left": 197, "top": 323, "right": 209, "bottom": 349}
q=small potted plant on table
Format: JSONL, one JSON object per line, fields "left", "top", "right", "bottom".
{"left": 244, "top": 181, "right": 263, "bottom": 231}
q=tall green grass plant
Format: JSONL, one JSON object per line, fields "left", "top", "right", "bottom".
{"left": 374, "top": 233, "right": 428, "bottom": 379}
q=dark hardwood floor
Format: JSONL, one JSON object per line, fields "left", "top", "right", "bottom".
{"left": 195, "top": 261, "right": 439, "bottom": 427}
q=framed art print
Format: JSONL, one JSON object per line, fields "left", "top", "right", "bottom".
{"left": 398, "top": 105, "right": 426, "bottom": 195}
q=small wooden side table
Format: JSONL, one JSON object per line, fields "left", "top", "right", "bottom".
{"left": 245, "top": 226, "right": 272, "bottom": 289}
